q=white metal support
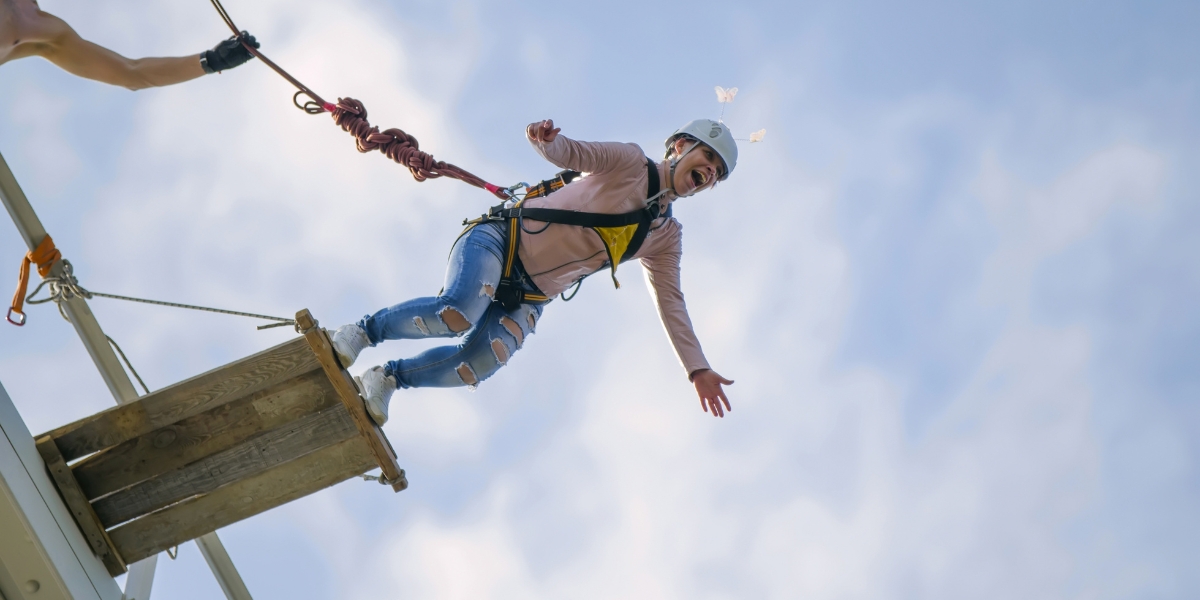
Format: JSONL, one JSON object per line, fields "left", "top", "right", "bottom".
{"left": 0, "top": 154, "right": 138, "bottom": 404}
{"left": 0, "top": 151, "right": 252, "bottom": 600}
{"left": 118, "top": 557, "right": 156, "bottom": 600}
{"left": 196, "top": 535, "right": 253, "bottom": 599}
{"left": 0, "top": 382, "right": 121, "bottom": 600}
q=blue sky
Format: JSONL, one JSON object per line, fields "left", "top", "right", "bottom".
{"left": 2, "top": 0, "right": 1198, "bottom": 597}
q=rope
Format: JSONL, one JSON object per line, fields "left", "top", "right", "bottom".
{"left": 8, "top": 235, "right": 61, "bottom": 326}
{"left": 16, "top": 259, "right": 157, "bottom": 397}
{"left": 24, "top": 260, "right": 296, "bottom": 331}
{"left": 208, "top": 0, "right": 332, "bottom": 114}
{"left": 107, "top": 335, "right": 151, "bottom": 395}
{"left": 360, "top": 471, "right": 406, "bottom": 486}
{"left": 207, "top": 0, "right": 506, "bottom": 198}
{"left": 84, "top": 291, "right": 296, "bottom": 330}
{"left": 329, "top": 98, "right": 495, "bottom": 189}
{"left": 27, "top": 273, "right": 155, "bottom": 396}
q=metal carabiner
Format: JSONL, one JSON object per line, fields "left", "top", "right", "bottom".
{"left": 7, "top": 307, "right": 26, "bottom": 326}
{"left": 501, "top": 182, "right": 530, "bottom": 201}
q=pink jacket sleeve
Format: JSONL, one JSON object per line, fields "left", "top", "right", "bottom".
{"left": 639, "top": 220, "right": 711, "bottom": 378}
{"left": 529, "top": 130, "right": 642, "bottom": 175}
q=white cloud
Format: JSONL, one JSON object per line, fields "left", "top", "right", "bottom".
{"left": 977, "top": 144, "right": 1165, "bottom": 314}
{"left": 314, "top": 129, "right": 1169, "bottom": 600}
{"left": 6, "top": 84, "right": 82, "bottom": 196}
{"left": 1, "top": 1, "right": 1193, "bottom": 598}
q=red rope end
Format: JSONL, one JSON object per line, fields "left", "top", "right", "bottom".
{"left": 484, "top": 183, "right": 510, "bottom": 200}
{"left": 323, "top": 102, "right": 337, "bottom": 113}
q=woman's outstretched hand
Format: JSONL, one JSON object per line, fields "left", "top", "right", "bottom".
{"left": 527, "top": 119, "right": 560, "bottom": 143}
{"left": 692, "top": 369, "right": 734, "bottom": 418}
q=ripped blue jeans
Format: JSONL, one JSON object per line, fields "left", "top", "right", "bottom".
{"left": 357, "top": 222, "right": 545, "bottom": 389}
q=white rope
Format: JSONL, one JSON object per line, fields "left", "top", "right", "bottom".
{"left": 359, "top": 471, "right": 406, "bottom": 486}
{"left": 25, "top": 260, "right": 296, "bottom": 330}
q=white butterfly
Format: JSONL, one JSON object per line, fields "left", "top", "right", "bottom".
{"left": 749, "top": 129, "right": 766, "bottom": 143}
{"left": 714, "top": 86, "right": 739, "bottom": 103}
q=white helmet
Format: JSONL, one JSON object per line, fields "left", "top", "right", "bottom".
{"left": 664, "top": 119, "right": 738, "bottom": 180}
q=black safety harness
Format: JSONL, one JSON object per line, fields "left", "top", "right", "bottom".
{"left": 464, "top": 158, "right": 669, "bottom": 310}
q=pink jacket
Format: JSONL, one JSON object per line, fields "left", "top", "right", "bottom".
{"left": 520, "top": 131, "right": 710, "bottom": 377}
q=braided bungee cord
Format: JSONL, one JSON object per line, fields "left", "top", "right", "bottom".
{"left": 208, "top": 0, "right": 506, "bottom": 198}
{"left": 330, "top": 98, "right": 492, "bottom": 189}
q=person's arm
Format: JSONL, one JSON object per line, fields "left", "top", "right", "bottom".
{"left": 14, "top": 10, "right": 257, "bottom": 90}
{"left": 640, "top": 222, "right": 734, "bottom": 418}
{"left": 526, "top": 119, "right": 641, "bottom": 175}
{"left": 40, "top": 20, "right": 203, "bottom": 90}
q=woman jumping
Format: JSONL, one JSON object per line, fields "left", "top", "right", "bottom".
{"left": 329, "top": 118, "right": 738, "bottom": 425}
{"left": 1, "top": 0, "right": 258, "bottom": 89}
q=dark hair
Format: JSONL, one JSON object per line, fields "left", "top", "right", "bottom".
{"left": 664, "top": 135, "right": 699, "bottom": 160}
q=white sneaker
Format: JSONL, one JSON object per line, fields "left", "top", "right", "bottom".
{"left": 355, "top": 366, "right": 397, "bottom": 426}
{"left": 329, "top": 324, "right": 370, "bottom": 368}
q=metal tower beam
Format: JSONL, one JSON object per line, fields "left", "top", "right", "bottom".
{"left": 0, "top": 151, "right": 252, "bottom": 600}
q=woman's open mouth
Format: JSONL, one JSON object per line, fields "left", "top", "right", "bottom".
{"left": 691, "top": 169, "right": 708, "bottom": 188}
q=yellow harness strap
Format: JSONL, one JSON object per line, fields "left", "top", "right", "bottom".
{"left": 502, "top": 198, "right": 548, "bottom": 302}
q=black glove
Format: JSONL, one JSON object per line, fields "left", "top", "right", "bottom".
{"left": 200, "top": 32, "right": 260, "bottom": 73}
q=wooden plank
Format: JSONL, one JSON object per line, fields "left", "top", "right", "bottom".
{"left": 44, "top": 336, "right": 321, "bottom": 461}
{"left": 92, "top": 405, "right": 358, "bottom": 528}
{"left": 34, "top": 436, "right": 127, "bottom": 577}
{"left": 108, "top": 435, "right": 375, "bottom": 564}
{"left": 72, "top": 370, "right": 339, "bottom": 499}
{"left": 296, "top": 309, "right": 407, "bottom": 492}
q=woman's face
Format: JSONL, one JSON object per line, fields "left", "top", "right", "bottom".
{"left": 671, "top": 138, "right": 727, "bottom": 197}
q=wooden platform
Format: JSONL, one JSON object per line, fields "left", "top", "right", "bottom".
{"left": 32, "top": 309, "right": 405, "bottom": 576}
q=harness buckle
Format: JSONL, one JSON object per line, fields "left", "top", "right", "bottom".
{"left": 494, "top": 279, "right": 525, "bottom": 311}
{"left": 485, "top": 203, "right": 508, "bottom": 220}
{"left": 646, "top": 198, "right": 662, "bottom": 219}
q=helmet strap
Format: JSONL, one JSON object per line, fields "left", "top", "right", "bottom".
{"left": 667, "top": 140, "right": 701, "bottom": 198}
